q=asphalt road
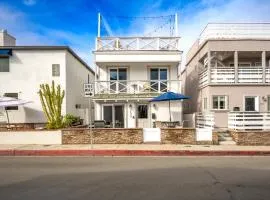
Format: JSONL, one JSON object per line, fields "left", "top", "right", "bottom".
{"left": 0, "top": 157, "right": 270, "bottom": 200}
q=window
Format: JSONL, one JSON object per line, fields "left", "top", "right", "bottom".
{"left": 150, "top": 68, "right": 168, "bottom": 92}
{"left": 203, "top": 97, "right": 207, "bottom": 110}
{"left": 245, "top": 96, "right": 258, "bottom": 112}
{"left": 4, "top": 93, "right": 18, "bottom": 110}
{"left": 138, "top": 105, "right": 148, "bottom": 119}
{"left": 212, "top": 95, "right": 227, "bottom": 110}
{"left": 109, "top": 68, "right": 127, "bottom": 93}
{"left": 52, "top": 64, "right": 60, "bottom": 76}
{"left": 0, "top": 57, "right": 9, "bottom": 72}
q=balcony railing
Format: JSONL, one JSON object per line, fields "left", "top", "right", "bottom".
{"left": 94, "top": 80, "right": 180, "bottom": 96}
{"left": 199, "top": 66, "right": 270, "bottom": 87}
{"left": 96, "top": 37, "right": 180, "bottom": 51}
{"left": 228, "top": 112, "right": 270, "bottom": 130}
{"left": 199, "top": 23, "right": 270, "bottom": 44}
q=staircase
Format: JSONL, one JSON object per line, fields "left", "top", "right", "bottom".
{"left": 218, "top": 131, "right": 236, "bottom": 145}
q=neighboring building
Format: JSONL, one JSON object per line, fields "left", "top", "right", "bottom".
{"left": 0, "top": 30, "right": 94, "bottom": 125}
{"left": 182, "top": 23, "right": 270, "bottom": 128}
{"left": 93, "top": 36, "right": 182, "bottom": 128}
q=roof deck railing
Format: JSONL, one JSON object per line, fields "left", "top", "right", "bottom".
{"left": 96, "top": 37, "right": 180, "bottom": 51}
{"left": 199, "top": 23, "right": 270, "bottom": 44}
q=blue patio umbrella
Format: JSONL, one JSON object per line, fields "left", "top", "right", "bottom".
{"left": 149, "top": 91, "right": 190, "bottom": 122}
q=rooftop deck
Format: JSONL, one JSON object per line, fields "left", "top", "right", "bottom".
{"left": 95, "top": 37, "right": 181, "bottom": 51}
{"left": 199, "top": 23, "right": 270, "bottom": 44}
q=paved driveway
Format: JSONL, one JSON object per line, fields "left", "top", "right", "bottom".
{"left": 0, "top": 157, "right": 270, "bottom": 200}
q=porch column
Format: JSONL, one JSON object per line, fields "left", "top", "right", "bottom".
{"left": 207, "top": 51, "right": 211, "bottom": 84}
{"left": 234, "top": 51, "right": 238, "bottom": 83}
{"left": 262, "top": 51, "right": 266, "bottom": 83}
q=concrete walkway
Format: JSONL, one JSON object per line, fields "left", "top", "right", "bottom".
{"left": 1, "top": 144, "right": 270, "bottom": 156}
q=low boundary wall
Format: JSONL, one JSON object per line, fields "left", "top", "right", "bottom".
{"left": 230, "top": 130, "right": 270, "bottom": 146}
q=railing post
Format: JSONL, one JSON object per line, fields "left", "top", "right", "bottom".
{"left": 156, "top": 38, "right": 160, "bottom": 50}
{"left": 207, "top": 51, "right": 211, "bottom": 84}
{"left": 136, "top": 38, "right": 139, "bottom": 50}
{"left": 262, "top": 51, "right": 266, "bottom": 83}
{"left": 234, "top": 51, "right": 238, "bottom": 83}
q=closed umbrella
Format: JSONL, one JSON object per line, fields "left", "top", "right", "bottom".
{"left": 0, "top": 97, "right": 32, "bottom": 126}
{"left": 149, "top": 91, "right": 190, "bottom": 122}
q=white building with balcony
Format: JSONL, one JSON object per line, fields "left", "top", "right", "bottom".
{"left": 93, "top": 35, "right": 182, "bottom": 128}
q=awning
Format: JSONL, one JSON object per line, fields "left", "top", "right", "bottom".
{"left": 0, "top": 49, "right": 12, "bottom": 56}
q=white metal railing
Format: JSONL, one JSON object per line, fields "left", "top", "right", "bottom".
{"left": 211, "top": 67, "right": 235, "bottom": 83}
{"left": 199, "top": 66, "right": 270, "bottom": 86}
{"left": 238, "top": 66, "right": 263, "bottom": 83}
{"left": 94, "top": 80, "right": 180, "bottom": 95}
{"left": 196, "top": 112, "right": 214, "bottom": 129}
{"left": 199, "top": 23, "right": 270, "bottom": 44}
{"left": 96, "top": 37, "right": 180, "bottom": 51}
{"left": 199, "top": 69, "right": 208, "bottom": 87}
{"left": 228, "top": 112, "right": 270, "bottom": 130}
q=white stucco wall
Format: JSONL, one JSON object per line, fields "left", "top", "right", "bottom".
{"left": 0, "top": 130, "right": 62, "bottom": 144}
{"left": 98, "top": 62, "right": 179, "bottom": 82}
{"left": 95, "top": 53, "right": 181, "bottom": 63}
{"left": 0, "top": 50, "right": 66, "bottom": 123}
{"left": 65, "top": 51, "right": 94, "bottom": 123}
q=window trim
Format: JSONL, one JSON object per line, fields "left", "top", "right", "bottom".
{"left": 243, "top": 95, "right": 259, "bottom": 112}
{"left": 52, "top": 64, "right": 60, "bottom": 77}
{"left": 212, "top": 95, "right": 228, "bottom": 110}
{"left": 0, "top": 57, "right": 10, "bottom": 72}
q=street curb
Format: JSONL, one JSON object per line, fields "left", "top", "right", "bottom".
{"left": 1, "top": 149, "right": 270, "bottom": 156}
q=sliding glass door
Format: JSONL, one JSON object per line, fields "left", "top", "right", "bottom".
{"left": 103, "top": 105, "right": 125, "bottom": 128}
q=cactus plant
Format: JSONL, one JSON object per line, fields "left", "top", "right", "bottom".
{"left": 38, "top": 81, "right": 65, "bottom": 129}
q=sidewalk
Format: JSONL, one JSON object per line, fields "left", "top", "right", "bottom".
{"left": 1, "top": 144, "right": 270, "bottom": 156}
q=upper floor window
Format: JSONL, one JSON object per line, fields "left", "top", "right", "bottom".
{"left": 0, "top": 57, "right": 9, "bottom": 72}
{"left": 4, "top": 93, "right": 18, "bottom": 110}
{"left": 52, "top": 64, "right": 60, "bottom": 77}
{"left": 212, "top": 95, "right": 228, "bottom": 110}
{"left": 150, "top": 68, "right": 168, "bottom": 92}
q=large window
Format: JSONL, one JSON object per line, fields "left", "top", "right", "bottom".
{"left": 0, "top": 57, "right": 9, "bottom": 72}
{"left": 212, "top": 95, "right": 227, "bottom": 110}
{"left": 109, "top": 68, "right": 127, "bottom": 93}
{"left": 150, "top": 68, "right": 168, "bottom": 92}
{"left": 4, "top": 93, "right": 18, "bottom": 110}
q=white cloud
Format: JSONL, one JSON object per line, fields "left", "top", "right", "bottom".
{"left": 23, "top": 0, "right": 36, "bottom": 6}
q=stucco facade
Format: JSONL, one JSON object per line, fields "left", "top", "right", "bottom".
{"left": 183, "top": 23, "right": 270, "bottom": 128}
{"left": 0, "top": 47, "right": 94, "bottom": 124}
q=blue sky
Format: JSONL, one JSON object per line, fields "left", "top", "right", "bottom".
{"left": 1, "top": 0, "right": 270, "bottom": 69}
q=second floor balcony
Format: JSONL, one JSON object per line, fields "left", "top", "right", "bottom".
{"left": 94, "top": 80, "right": 180, "bottom": 99}
{"left": 199, "top": 66, "right": 270, "bottom": 87}
{"left": 198, "top": 51, "right": 270, "bottom": 87}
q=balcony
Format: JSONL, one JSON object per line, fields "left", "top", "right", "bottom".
{"left": 96, "top": 37, "right": 180, "bottom": 51}
{"left": 199, "top": 66, "right": 270, "bottom": 87}
{"left": 94, "top": 80, "right": 180, "bottom": 99}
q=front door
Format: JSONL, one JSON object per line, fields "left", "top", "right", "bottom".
{"left": 137, "top": 104, "right": 150, "bottom": 128}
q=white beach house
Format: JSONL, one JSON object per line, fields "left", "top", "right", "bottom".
{"left": 92, "top": 15, "right": 183, "bottom": 128}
